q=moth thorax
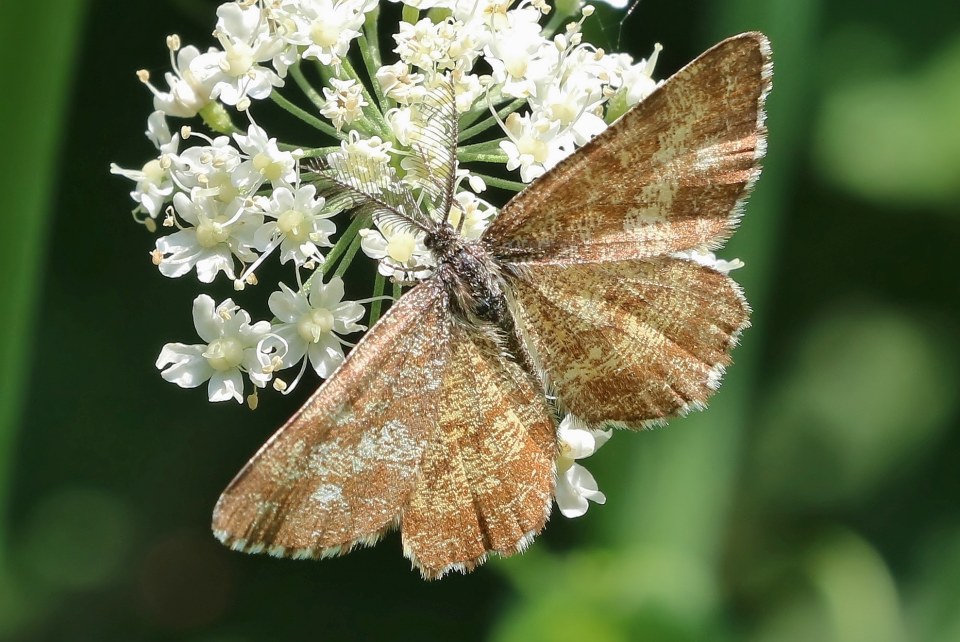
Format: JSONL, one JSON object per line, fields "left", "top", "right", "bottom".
{"left": 434, "top": 240, "right": 506, "bottom": 324}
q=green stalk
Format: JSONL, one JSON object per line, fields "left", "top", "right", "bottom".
{"left": 401, "top": 5, "right": 419, "bottom": 25}
{"left": 458, "top": 99, "right": 526, "bottom": 142}
{"left": 198, "top": 102, "right": 241, "bottom": 136}
{"left": 270, "top": 91, "right": 344, "bottom": 140}
{"left": 392, "top": 281, "right": 403, "bottom": 301}
{"left": 470, "top": 173, "right": 525, "bottom": 192}
{"left": 457, "top": 150, "right": 509, "bottom": 164}
{"left": 339, "top": 57, "right": 391, "bottom": 139}
{"left": 297, "top": 146, "right": 341, "bottom": 158}
{"left": 458, "top": 86, "right": 507, "bottom": 130}
{"left": 363, "top": 7, "right": 384, "bottom": 69}
{"left": 367, "top": 273, "right": 387, "bottom": 327}
{"left": 358, "top": 34, "right": 387, "bottom": 110}
{"left": 318, "top": 213, "right": 370, "bottom": 278}
{"left": 290, "top": 63, "right": 328, "bottom": 113}
{"left": 332, "top": 234, "right": 364, "bottom": 278}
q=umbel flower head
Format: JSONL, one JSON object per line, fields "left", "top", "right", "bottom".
{"left": 112, "top": 0, "right": 728, "bottom": 519}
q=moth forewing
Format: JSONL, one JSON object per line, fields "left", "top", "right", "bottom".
{"left": 484, "top": 32, "right": 772, "bottom": 264}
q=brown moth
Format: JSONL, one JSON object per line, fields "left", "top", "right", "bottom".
{"left": 212, "top": 33, "right": 772, "bottom": 579}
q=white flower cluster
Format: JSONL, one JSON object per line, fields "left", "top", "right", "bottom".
{"left": 112, "top": 0, "right": 662, "bottom": 515}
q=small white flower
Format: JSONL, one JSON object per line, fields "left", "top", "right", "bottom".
{"left": 608, "top": 44, "right": 663, "bottom": 107}
{"left": 156, "top": 295, "right": 272, "bottom": 403}
{"left": 385, "top": 0, "right": 456, "bottom": 9}
{"left": 445, "top": 191, "right": 496, "bottom": 239}
{"left": 532, "top": 70, "right": 608, "bottom": 146}
{"left": 155, "top": 191, "right": 261, "bottom": 283}
{"left": 359, "top": 220, "right": 435, "bottom": 281}
{"left": 320, "top": 78, "right": 369, "bottom": 132}
{"left": 555, "top": 415, "right": 611, "bottom": 518}
{"left": 189, "top": 2, "right": 285, "bottom": 106}
{"left": 146, "top": 43, "right": 218, "bottom": 118}
{"left": 451, "top": 70, "right": 484, "bottom": 113}
{"left": 324, "top": 131, "right": 395, "bottom": 193}
{"left": 376, "top": 61, "right": 426, "bottom": 104}
{"left": 172, "top": 135, "right": 243, "bottom": 203}
{"left": 393, "top": 17, "right": 482, "bottom": 73}
{"left": 252, "top": 184, "right": 338, "bottom": 264}
{"left": 110, "top": 112, "right": 180, "bottom": 218}
{"left": 483, "top": 10, "right": 557, "bottom": 98}
{"left": 232, "top": 124, "right": 299, "bottom": 191}
{"left": 499, "top": 111, "right": 574, "bottom": 183}
{"left": 280, "top": 0, "right": 374, "bottom": 68}
{"left": 268, "top": 279, "right": 366, "bottom": 377}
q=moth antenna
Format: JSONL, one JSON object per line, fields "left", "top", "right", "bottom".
{"left": 406, "top": 75, "right": 459, "bottom": 221}
{"left": 304, "top": 155, "right": 431, "bottom": 235}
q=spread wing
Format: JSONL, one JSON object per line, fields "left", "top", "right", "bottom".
{"left": 212, "top": 283, "right": 450, "bottom": 559}
{"left": 486, "top": 33, "right": 769, "bottom": 427}
{"left": 402, "top": 321, "right": 555, "bottom": 579}
{"left": 213, "top": 283, "right": 556, "bottom": 578}
{"left": 484, "top": 33, "right": 771, "bottom": 265}
{"left": 506, "top": 258, "right": 749, "bottom": 428}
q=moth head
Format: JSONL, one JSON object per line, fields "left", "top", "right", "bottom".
{"left": 423, "top": 221, "right": 463, "bottom": 260}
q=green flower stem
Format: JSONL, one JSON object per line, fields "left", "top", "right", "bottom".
{"left": 339, "top": 57, "right": 391, "bottom": 139}
{"left": 458, "top": 99, "right": 525, "bottom": 142}
{"left": 290, "top": 63, "right": 328, "bottom": 113}
{"left": 199, "top": 102, "right": 241, "bottom": 135}
{"left": 270, "top": 91, "right": 343, "bottom": 140}
{"left": 297, "top": 146, "right": 341, "bottom": 158}
{"left": 471, "top": 173, "right": 525, "bottom": 192}
{"left": 458, "top": 87, "right": 506, "bottom": 130}
{"left": 392, "top": 281, "right": 403, "bottom": 301}
{"left": 358, "top": 33, "right": 387, "bottom": 110}
{"left": 367, "top": 272, "right": 387, "bottom": 327}
{"left": 401, "top": 5, "right": 419, "bottom": 25}
{"left": 361, "top": 8, "right": 389, "bottom": 112}
{"left": 312, "top": 212, "right": 370, "bottom": 287}
{"left": 363, "top": 6, "right": 384, "bottom": 68}
{"left": 542, "top": 10, "right": 570, "bottom": 37}
{"left": 457, "top": 149, "right": 509, "bottom": 164}
{"left": 332, "top": 233, "right": 363, "bottom": 278}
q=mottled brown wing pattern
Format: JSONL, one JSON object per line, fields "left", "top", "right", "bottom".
{"left": 505, "top": 257, "right": 750, "bottom": 428}
{"left": 213, "top": 283, "right": 556, "bottom": 578}
{"left": 212, "top": 283, "right": 450, "bottom": 559}
{"left": 402, "top": 322, "right": 555, "bottom": 578}
{"left": 212, "top": 32, "right": 772, "bottom": 579}
{"left": 485, "top": 33, "right": 771, "bottom": 264}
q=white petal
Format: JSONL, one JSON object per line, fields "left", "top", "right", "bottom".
{"left": 555, "top": 476, "right": 590, "bottom": 518}
{"left": 273, "top": 324, "right": 308, "bottom": 367}
{"left": 311, "top": 276, "right": 345, "bottom": 309}
{"left": 195, "top": 249, "right": 234, "bottom": 283}
{"left": 563, "top": 427, "right": 597, "bottom": 459}
{"left": 155, "top": 228, "right": 195, "bottom": 254}
{"left": 591, "top": 428, "right": 613, "bottom": 451}
{"left": 240, "top": 320, "right": 272, "bottom": 346}
{"left": 208, "top": 369, "right": 244, "bottom": 403}
{"left": 556, "top": 463, "right": 606, "bottom": 518}
{"left": 191, "top": 295, "right": 221, "bottom": 342}
{"left": 156, "top": 343, "right": 213, "bottom": 388}
{"left": 268, "top": 283, "right": 305, "bottom": 323}
{"left": 308, "top": 338, "right": 345, "bottom": 378}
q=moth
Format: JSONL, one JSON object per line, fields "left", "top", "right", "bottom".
{"left": 212, "top": 33, "right": 771, "bottom": 579}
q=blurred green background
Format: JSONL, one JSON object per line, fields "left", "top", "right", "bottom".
{"left": 2, "top": 0, "right": 959, "bottom": 640}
